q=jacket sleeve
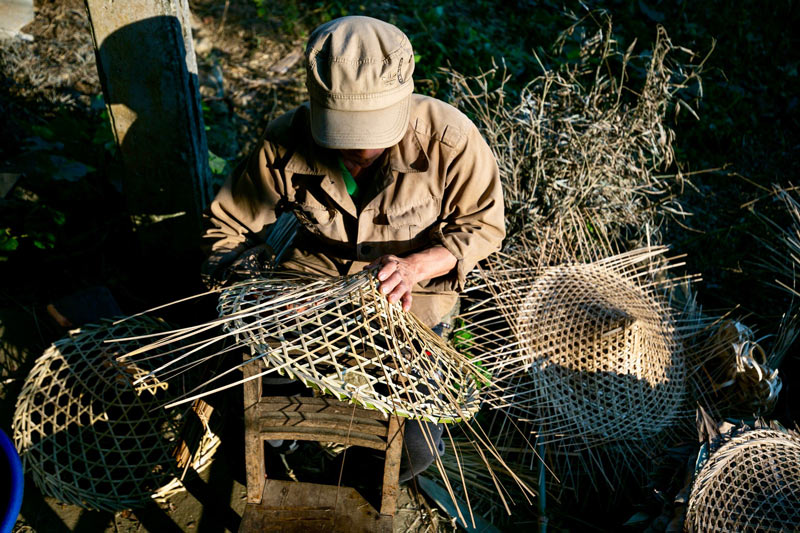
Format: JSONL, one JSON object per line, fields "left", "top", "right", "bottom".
{"left": 425, "top": 124, "right": 505, "bottom": 291}
{"left": 201, "top": 140, "right": 286, "bottom": 286}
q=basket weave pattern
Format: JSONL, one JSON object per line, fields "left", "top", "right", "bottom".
{"left": 685, "top": 429, "right": 800, "bottom": 532}
{"left": 12, "top": 317, "right": 218, "bottom": 511}
{"left": 218, "top": 270, "right": 486, "bottom": 423}
{"left": 519, "top": 262, "right": 685, "bottom": 444}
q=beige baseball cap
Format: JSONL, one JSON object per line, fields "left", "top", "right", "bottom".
{"left": 305, "top": 16, "right": 415, "bottom": 149}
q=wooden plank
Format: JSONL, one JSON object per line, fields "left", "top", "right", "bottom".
{"left": 239, "top": 479, "right": 391, "bottom": 533}
{"left": 243, "top": 358, "right": 265, "bottom": 503}
{"left": 243, "top": 358, "right": 262, "bottom": 408}
{"left": 257, "top": 396, "right": 388, "bottom": 421}
{"left": 260, "top": 411, "right": 389, "bottom": 436}
{"left": 258, "top": 428, "right": 387, "bottom": 451}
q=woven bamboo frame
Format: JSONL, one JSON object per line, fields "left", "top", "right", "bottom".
{"left": 476, "top": 248, "right": 687, "bottom": 449}
{"left": 215, "top": 270, "right": 488, "bottom": 423}
{"left": 685, "top": 429, "right": 800, "bottom": 532}
{"left": 12, "top": 317, "right": 219, "bottom": 511}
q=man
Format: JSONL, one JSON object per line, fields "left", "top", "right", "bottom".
{"left": 203, "top": 16, "right": 505, "bottom": 481}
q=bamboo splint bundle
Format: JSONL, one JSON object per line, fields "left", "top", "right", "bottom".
{"left": 685, "top": 428, "right": 800, "bottom": 532}
{"left": 12, "top": 317, "right": 220, "bottom": 511}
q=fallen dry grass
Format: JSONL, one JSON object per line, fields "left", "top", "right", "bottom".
{"left": 446, "top": 17, "right": 708, "bottom": 259}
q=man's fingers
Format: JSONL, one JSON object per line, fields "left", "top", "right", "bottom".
{"left": 366, "top": 255, "right": 413, "bottom": 310}
{"left": 380, "top": 271, "right": 403, "bottom": 295}
{"left": 387, "top": 280, "right": 408, "bottom": 303}
{"left": 401, "top": 291, "right": 413, "bottom": 312}
{"left": 377, "top": 259, "right": 399, "bottom": 281}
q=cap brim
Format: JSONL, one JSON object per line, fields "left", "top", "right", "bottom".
{"left": 310, "top": 96, "right": 409, "bottom": 150}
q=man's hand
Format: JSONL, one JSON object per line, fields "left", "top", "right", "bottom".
{"left": 367, "top": 246, "right": 457, "bottom": 311}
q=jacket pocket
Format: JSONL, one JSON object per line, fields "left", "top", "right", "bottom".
{"left": 386, "top": 197, "right": 441, "bottom": 240}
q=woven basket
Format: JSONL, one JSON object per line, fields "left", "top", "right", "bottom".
{"left": 685, "top": 429, "right": 800, "bottom": 532}
{"left": 217, "top": 270, "right": 488, "bottom": 423}
{"left": 12, "top": 317, "right": 220, "bottom": 511}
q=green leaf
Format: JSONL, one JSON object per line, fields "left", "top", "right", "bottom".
{"left": 0, "top": 229, "right": 19, "bottom": 252}
{"left": 31, "top": 232, "right": 56, "bottom": 249}
{"left": 30, "top": 125, "right": 54, "bottom": 140}
{"left": 208, "top": 150, "right": 231, "bottom": 176}
{"left": 51, "top": 210, "right": 66, "bottom": 226}
{"left": 566, "top": 46, "right": 581, "bottom": 60}
{"left": 48, "top": 156, "right": 95, "bottom": 182}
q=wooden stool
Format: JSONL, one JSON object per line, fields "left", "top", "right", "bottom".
{"left": 239, "top": 363, "right": 405, "bottom": 533}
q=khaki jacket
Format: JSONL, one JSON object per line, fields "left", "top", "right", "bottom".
{"left": 204, "top": 94, "right": 505, "bottom": 326}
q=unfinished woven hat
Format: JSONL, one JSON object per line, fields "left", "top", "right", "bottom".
{"left": 12, "top": 317, "right": 220, "bottom": 511}
{"left": 443, "top": 247, "right": 693, "bottom": 499}
{"left": 518, "top": 251, "right": 685, "bottom": 446}
{"left": 685, "top": 428, "right": 800, "bottom": 532}
{"left": 471, "top": 248, "right": 687, "bottom": 449}
{"left": 213, "top": 269, "right": 487, "bottom": 423}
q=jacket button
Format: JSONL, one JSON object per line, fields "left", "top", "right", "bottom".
{"left": 360, "top": 244, "right": 372, "bottom": 255}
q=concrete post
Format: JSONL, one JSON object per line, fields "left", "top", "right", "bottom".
{"left": 85, "top": 0, "right": 211, "bottom": 257}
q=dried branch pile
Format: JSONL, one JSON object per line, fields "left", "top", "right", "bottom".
{"left": 0, "top": 2, "right": 99, "bottom": 111}
{"left": 447, "top": 21, "right": 705, "bottom": 256}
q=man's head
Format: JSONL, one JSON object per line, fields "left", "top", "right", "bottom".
{"left": 304, "top": 16, "right": 415, "bottom": 150}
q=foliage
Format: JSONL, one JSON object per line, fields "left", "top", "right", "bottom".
{"left": 0, "top": 99, "right": 119, "bottom": 262}
{"left": 251, "top": 0, "right": 569, "bottom": 96}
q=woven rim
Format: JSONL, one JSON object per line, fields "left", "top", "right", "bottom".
{"left": 216, "top": 270, "right": 489, "bottom": 423}
{"left": 686, "top": 429, "right": 800, "bottom": 532}
{"left": 12, "top": 317, "right": 220, "bottom": 511}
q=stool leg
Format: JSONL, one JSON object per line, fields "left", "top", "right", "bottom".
{"left": 243, "top": 358, "right": 265, "bottom": 504}
{"left": 380, "top": 415, "right": 404, "bottom": 516}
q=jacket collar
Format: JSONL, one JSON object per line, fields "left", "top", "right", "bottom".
{"left": 283, "top": 113, "right": 430, "bottom": 176}
{"left": 281, "top": 106, "right": 430, "bottom": 217}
